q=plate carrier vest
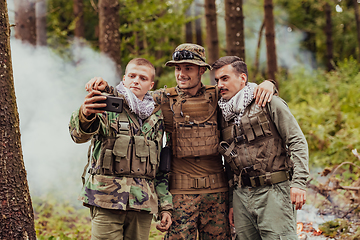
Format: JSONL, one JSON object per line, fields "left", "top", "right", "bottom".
{"left": 86, "top": 105, "right": 161, "bottom": 181}
{"left": 220, "top": 100, "right": 294, "bottom": 179}
{"left": 165, "top": 86, "right": 220, "bottom": 158}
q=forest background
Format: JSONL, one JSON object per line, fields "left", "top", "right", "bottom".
{"left": 1, "top": 0, "right": 360, "bottom": 239}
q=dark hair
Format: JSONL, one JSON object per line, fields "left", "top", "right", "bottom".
{"left": 211, "top": 56, "right": 248, "bottom": 83}
{"left": 125, "top": 58, "right": 155, "bottom": 81}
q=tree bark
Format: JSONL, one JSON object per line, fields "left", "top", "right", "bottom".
{"left": 353, "top": 0, "right": 360, "bottom": 63}
{"left": 324, "top": 2, "right": 334, "bottom": 71}
{"left": 14, "top": 0, "right": 36, "bottom": 45}
{"left": 194, "top": 0, "right": 203, "bottom": 46}
{"left": 254, "top": 20, "right": 265, "bottom": 79}
{"left": 185, "top": 3, "right": 193, "bottom": 43}
{"left": 0, "top": 1, "right": 36, "bottom": 239}
{"left": 35, "top": 0, "right": 46, "bottom": 46}
{"left": 264, "top": 0, "right": 278, "bottom": 86}
{"left": 225, "top": 0, "right": 245, "bottom": 59}
{"left": 204, "top": 0, "right": 219, "bottom": 85}
{"left": 74, "top": 0, "right": 85, "bottom": 38}
{"left": 98, "top": 0, "right": 121, "bottom": 76}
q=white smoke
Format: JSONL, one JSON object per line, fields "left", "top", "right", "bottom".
{"left": 10, "top": 38, "right": 119, "bottom": 205}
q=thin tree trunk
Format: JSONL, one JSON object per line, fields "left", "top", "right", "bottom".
{"left": 14, "top": 0, "right": 36, "bottom": 45}
{"left": 0, "top": 1, "right": 36, "bottom": 239}
{"left": 205, "top": 0, "right": 219, "bottom": 85}
{"left": 254, "top": 20, "right": 265, "bottom": 79}
{"left": 325, "top": 2, "right": 334, "bottom": 71}
{"left": 264, "top": 0, "right": 278, "bottom": 86}
{"left": 74, "top": 0, "right": 85, "bottom": 38}
{"left": 185, "top": 3, "right": 193, "bottom": 43}
{"left": 35, "top": 0, "right": 46, "bottom": 46}
{"left": 98, "top": 0, "right": 121, "bottom": 76}
{"left": 225, "top": 0, "right": 245, "bottom": 59}
{"left": 195, "top": 0, "right": 203, "bottom": 46}
{"left": 353, "top": 0, "right": 360, "bottom": 62}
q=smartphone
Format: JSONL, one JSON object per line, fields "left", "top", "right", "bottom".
{"left": 95, "top": 95, "right": 124, "bottom": 113}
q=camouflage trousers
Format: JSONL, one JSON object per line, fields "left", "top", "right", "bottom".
{"left": 164, "top": 192, "right": 231, "bottom": 240}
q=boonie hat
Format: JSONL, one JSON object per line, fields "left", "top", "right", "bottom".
{"left": 165, "top": 43, "right": 212, "bottom": 70}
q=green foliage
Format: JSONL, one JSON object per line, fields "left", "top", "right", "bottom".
{"left": 279, "top": 57, "right": 360, "bottom": 167}
{"left": 276, "top": 0, "right": 359, "bottom": 68}
{"left": 33, "top": 197, "right": 91, "bottom": 239}
{"left": 319, "top": 218, "right": 349, "bottom": 237}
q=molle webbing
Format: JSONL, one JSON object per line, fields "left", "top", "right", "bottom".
{"left": 170, "top": 172, "right": 227, "bottom": 190}
{"left": 220, "top": 102, "right": 293, "bottom": 178}
{"left": 93, "top": 110, "right": 160, "bottom": 179}
{"left": 167, "top": 86, "right": 220, "bottom": 158}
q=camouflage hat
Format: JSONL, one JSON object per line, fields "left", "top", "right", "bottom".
{"left": 165, "top": 43, "right": 212, "bottom": 70}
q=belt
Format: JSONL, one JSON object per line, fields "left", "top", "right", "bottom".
{"left": 241, "top": 170, "right": 291, "bottom": 188}
{"left": 170, "top": 172, "right": 227, "bottom": 190}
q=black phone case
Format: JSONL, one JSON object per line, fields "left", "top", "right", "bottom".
{"left": 96, "top": 96, "right": 124, "bottom": 113}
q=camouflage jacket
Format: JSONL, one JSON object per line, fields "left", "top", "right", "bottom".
{"left": 69, "top": 93, "right": 172, "bottom": 214}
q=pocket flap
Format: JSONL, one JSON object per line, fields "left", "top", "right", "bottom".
{"left": 148, "top": 140, "right": 158, "bottom": 165}
{"left": 113, "top": 135, "right": 131, "bottom": 157}
{"left": 134, "top": 136, "right": 149, "bottom": 158}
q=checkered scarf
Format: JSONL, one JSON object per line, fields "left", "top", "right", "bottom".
{"left": 115, "top": 82, "right": 155, "bottom": 120}
{"left": 218, "top": 82, "right": 257, "bottom": 125}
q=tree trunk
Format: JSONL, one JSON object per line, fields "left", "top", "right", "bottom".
{"left": 98, "top": 0, "right": 121, "bottom": 76}
{"left": 0, "top": 1, "right": 36, "bottom": 239}
{"left": 35, "top": 0, "right": 46, "bottom": 46}
{"left": 195, "top": 0, "right": 203, "bottom": 46}
{"left": 14, "top": 0, "right": 36, "bottom": 45}
{"left": 185, "top": 3, "right": 193, "bottom": 43}
{"left": 204, "top": 0, "right": 219, "bottom": 85}
{"left": 353, "top": 0, "right": 360, "bottom": 62}
{"left": 264, "top": 0, "right": 278, "bottom": 86}
{"left": 254, "top": 20, "right": 265, "bottom": 79}
{"left": 324, "top": 2, "right": 334, "bottom": 71}
{"left": 225, "top": 0, "right": 245, "bottom": 59}
{"left": 74, "top": 0, "right": 85, "bottom": 38}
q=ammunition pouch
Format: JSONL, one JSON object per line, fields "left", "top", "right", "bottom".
{"left": 94, "top": 133, "right": 159, "bottom": 179}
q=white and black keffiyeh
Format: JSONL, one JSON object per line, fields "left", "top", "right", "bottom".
{"left": 115, "top": 82, "right": 155, "bottom": 120}
{"left": 218, "top": 82, "right": 257, "bottom": 125}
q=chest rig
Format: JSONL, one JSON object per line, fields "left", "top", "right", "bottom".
{"left": 90, "top": 107, "right": 161, "bottom": 180}
{"left": 219, "top": 101, "right": 293, "bottom": 179}
{"left": 166, "top": 86, "right": 220, "bottom": 158}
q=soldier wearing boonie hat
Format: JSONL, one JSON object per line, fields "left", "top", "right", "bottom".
{"left": 165, "top": 43, "right": 212, "bottom": 70}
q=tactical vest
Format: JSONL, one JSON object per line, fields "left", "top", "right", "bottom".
{"left": 220, "top": 100, "right": 294, "bottom": 178}
{"left": 89, "top": 106, "right": 161, "bottom": 180}
{"left": 165, "top": 86, "right": 220, "bottom": 158}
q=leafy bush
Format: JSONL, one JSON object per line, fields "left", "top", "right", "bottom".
{"left": 278, "top": 57, "right": 360, "bottom": 167}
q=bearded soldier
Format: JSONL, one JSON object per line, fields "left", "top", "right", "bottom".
{"left": 213, "top": 56, "right": 309, "bottom": 240}
{"left": 69, "top": 58, "right": 172, "bottom": 240}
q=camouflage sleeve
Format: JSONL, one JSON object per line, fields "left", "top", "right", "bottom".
{"left": 69, "top": 108, "right": 101, "bottom": 144}
{"left": 154, "top": 171, "right": 173, "bottom": 212}
{"left": 150, "top": 88, "right": 168, "bottom": 105}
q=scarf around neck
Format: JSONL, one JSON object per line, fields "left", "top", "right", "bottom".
{"left": 218, "top": 82, "right": 257, "bottom": 125}
{"left": 115, "top": 82, "right": 155, "bottom": 120}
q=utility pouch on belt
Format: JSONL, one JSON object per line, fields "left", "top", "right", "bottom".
{"left": 159, "top": 146, "right": 172, "bottom": 173}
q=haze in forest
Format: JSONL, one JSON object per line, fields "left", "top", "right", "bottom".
{"left": 6, "top": 0, "right": 315, "bottom": 204}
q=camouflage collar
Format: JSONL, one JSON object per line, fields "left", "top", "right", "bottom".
{"left": 175, "top": 84, "right": 206, "bottom": 98}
